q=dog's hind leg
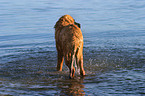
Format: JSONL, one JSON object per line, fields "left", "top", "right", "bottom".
{"left": 76, "top": 44, "right": 85, "bottom": 77}
{"left": 65, "top": 47, "right": 76, "bottom": 79}
{"left": 56, "top": 47, "right": 64, "bottom": 71}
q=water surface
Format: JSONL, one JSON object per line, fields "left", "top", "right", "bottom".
{"left": 0, "top": 0, "right": 145, "bottom": 95}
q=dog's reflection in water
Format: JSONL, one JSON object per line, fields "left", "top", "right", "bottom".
{"left": 58, "top": 77, "right": 85, "bottom": 95}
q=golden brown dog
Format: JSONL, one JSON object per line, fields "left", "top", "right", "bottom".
{"left": 54, "top": 15, "right": 85, "bottom": 78}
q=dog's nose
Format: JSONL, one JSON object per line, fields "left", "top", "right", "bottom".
{"left": 74, "top": 22, "right": 81, "bottom": 28}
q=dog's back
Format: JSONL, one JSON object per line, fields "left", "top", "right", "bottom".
{"left": 59, "top": 24, "right": 83, "bottom": 53}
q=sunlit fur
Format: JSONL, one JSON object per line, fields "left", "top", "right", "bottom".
{"left": 54, "top": 15, "right": 85, "bottom": 78}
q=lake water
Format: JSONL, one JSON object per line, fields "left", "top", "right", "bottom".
{"left": 0, "top": 0, "right": 145, "bottom": 95}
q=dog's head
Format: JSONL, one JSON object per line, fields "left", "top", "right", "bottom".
{"left": 54, "top": 15, "right": 81, "bottom": 29}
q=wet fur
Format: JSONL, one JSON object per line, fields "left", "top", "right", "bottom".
{"left": 54, "top": 15, "right": 85, "bottom": 78}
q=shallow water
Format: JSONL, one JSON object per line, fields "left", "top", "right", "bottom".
{"left": 0, "top": 0, "right": 145, "bottom": 95}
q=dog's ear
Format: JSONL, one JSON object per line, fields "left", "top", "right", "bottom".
{"left": 74, "top": 22, "right": 81, "bottom": 28}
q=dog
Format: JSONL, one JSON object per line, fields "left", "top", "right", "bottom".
{"left": 54, "top": 15, "right": 85, "bottom": 78}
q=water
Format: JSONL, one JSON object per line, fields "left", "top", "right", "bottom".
{"left": 0, "top": 0, "right": 145, "bottom": 95}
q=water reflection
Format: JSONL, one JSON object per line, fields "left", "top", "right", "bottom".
{"left": 57, "top": 77, "right": 85, "bottom": 96}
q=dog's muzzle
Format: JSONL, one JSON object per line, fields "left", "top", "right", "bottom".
{"left": 74, "top": 22, "right": 81, "bottom": 28}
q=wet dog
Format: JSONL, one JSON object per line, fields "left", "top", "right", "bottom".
{"left": 54, "top": 15, "right": 85, "bottom": 78}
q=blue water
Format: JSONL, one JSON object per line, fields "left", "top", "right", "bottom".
{"left": 0, "top": 0, "right": 145, "bottom": 95}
